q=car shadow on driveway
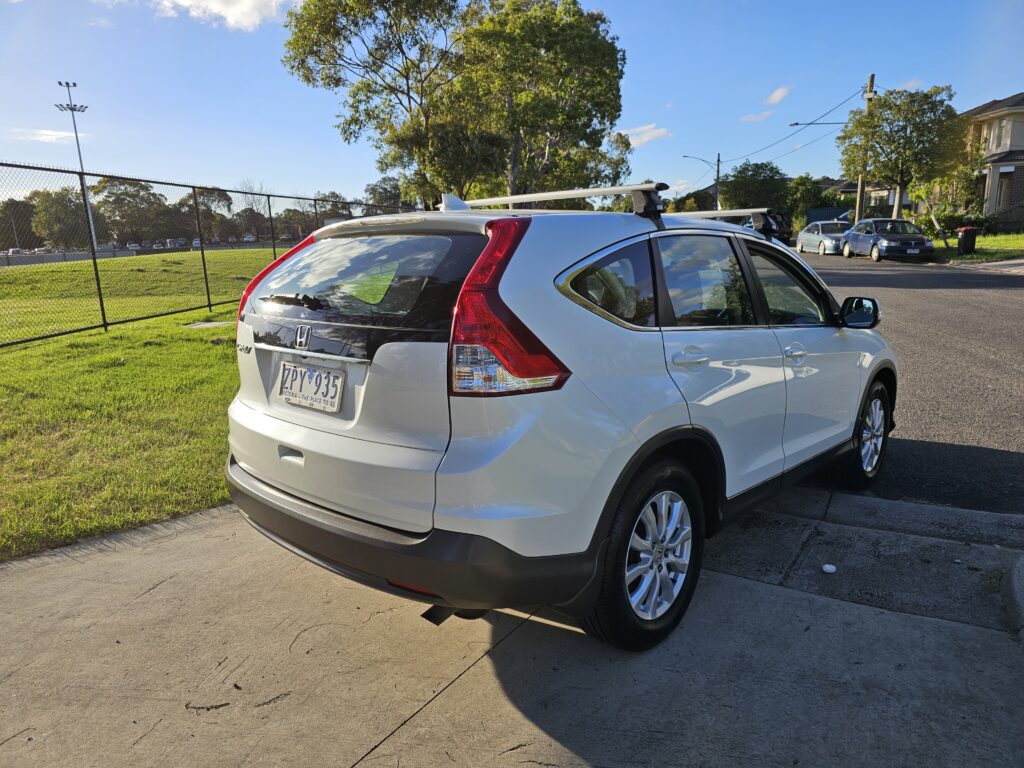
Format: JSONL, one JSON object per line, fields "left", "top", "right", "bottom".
{"left": 393, "top": 570, "right": 1024, "bottom": 768}
{"left": 803, "top": 438, "right": 1024, "bottom": 515}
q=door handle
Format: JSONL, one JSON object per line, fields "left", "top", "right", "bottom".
{"left": 672, "top": 349, "right": 710, "bottom": 368}
{"left": 783, "top": 344, "right": 807, "bottom": 362}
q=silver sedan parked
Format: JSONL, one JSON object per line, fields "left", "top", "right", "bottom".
{"left": 796, "top": 220, "right": 849, "bottom": 255}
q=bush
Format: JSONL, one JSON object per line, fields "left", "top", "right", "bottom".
{"left": 913, "top": 211, "right": 998, "bottom": 237}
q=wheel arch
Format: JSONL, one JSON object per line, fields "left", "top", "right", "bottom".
{"left": 591, "top": 426, "right": 726, "bottom": 549}
{"left": 868, "top": 362, "right": 898, "bottom": 430}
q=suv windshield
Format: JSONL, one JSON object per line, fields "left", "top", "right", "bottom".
{"left": 820, "top": 223, "right": 847, "bottom": 234}
{"left": 875, "top": 220, "right": 923, "bottom": 235}
{"left": 249, "top": 232, "right": 487, "bottom": 330}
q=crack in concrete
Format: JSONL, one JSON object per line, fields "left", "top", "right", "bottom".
{"left": 255, "top": 692, "right": 291, "bottom": 708}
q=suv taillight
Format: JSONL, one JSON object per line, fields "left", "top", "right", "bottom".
{"left": 450, "top": 218, "right": 569, "bottom": 396}
{"left": 236, "top": 233, "right": 315, "bottom": 332}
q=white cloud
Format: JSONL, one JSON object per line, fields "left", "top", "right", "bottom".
{"left": 897, "top": 77, "right": 923, "bottom": 90}
{"left": 87, "top": 16, "right": 115, "bottom": 27}
{"left": 7, "top": 129, "right": 82, "bottom": 144}
{"left": 668, "top": 178, "right": 691, "bottom": 193}
{"left": 740, "top": 110, "right": 773, "bottom": 123}
{"left": 621, "top": 123, "right": 672, "bottom": 148}
{"left": 6, "top": 0, "right": 26, "bottom": 5}
{"left": 150, "top": 0, "right": 285, "bottom": 31}
{"left": 764, "top": 85, "right": 792, "bottom": 105}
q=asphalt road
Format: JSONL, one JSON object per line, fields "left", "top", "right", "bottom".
{"left": 799, "top": 252, "right": 1024, "bottom": 515}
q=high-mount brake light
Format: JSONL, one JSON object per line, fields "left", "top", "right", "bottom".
{"left": 450, "top": 218, "right": 570, "bottom": 396}
{"left": 236, "top": 233, "right": 315, "bottom": 330}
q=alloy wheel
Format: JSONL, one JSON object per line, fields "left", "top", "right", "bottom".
{"left": 819, "top": 241, "right": 826, "bottom": 256}
{"left": 625, "top": 491, "right": 692, "bottom": 621}
{"left": 860, "top": 397, "right": 886, "bottom": 472}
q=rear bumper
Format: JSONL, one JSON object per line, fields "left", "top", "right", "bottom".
{"left": 226, "top": 456, "right": 599, "bottom": 611}
{"left": 879, "top": 244, "right": 934, "bottom": 257}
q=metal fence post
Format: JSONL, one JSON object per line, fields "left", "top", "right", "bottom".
{"left": 192, "top": 187, "right": 213, "bottom": 311}
{"left": 267, "top": 194, "right": 277, "bottom": 259}
{"left": 79, "top": 172, "right": 108, "bottom": 331}
{"left": 313, "top": 198, "right": 320, "bottom": 229}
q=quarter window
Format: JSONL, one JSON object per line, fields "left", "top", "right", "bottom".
{"left": 657, "top": 235, "right": 754, "bottom": 327}
{"left": 568, "top": 241, "right": 657, "bottom": 327}
{"left": 747, "top": 247, "right": 826, "bottom": 326}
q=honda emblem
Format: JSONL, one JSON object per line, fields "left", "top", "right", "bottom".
{"left": 295, "top": 324, "right": 312, "bottom": 350}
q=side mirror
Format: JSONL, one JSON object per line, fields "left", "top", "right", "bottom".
{"left": 840, "top": 296, "right": 880, "bottom": 329}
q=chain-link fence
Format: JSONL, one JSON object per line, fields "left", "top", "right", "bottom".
{"left": 0, "top": 161, "right": 413, "bottom": 347}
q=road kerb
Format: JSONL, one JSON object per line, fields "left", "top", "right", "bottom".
{"left": 1003, "top": 554, "right": 1024, "bottom": 635}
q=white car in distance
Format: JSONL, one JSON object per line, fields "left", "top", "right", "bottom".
{"left": 226, "top": 184, "right": 897, "bottom": 651}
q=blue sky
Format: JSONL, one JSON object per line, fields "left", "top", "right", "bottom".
{"left": 1, "top": 0, "right": 1020, "bottom": 200}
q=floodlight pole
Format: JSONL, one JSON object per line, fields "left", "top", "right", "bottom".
{"left": 56, "top": 81, "right": 98, "bottom": 251}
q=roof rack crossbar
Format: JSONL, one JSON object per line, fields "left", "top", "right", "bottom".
{"left": 673, "top": 207, "right": 770, "bottom": 219}
{"left": 458, "top": 183, "right": 666, "bottom": 209}
{"left": 672, "top": 207, "right": 778, "bottom": 240}
{"left": 439, "top": 183, "right": 670, "bottom": 226}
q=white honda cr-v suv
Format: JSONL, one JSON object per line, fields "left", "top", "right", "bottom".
{"left": 226, "top": 184, "right": 896, "bottom": 651}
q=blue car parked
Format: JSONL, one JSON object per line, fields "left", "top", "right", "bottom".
{"left": 841, "top": 218, "right": 934, "bottom": 262}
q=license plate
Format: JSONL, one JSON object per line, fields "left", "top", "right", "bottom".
{"left": 276, "top": 362, "right": 343, "bottom": 413}
{"left": 907, "top": 248, "right": 919, "bottom": 254}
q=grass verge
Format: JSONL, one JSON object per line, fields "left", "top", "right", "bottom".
{"left": 0, "top": 307, "right": 238, "bottom": 561}
{"left": 930, "top": 232, "right": 1024, "bottom": 263}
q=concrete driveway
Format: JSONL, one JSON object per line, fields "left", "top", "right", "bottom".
{"left": 2, "top": 494, "right": 1021, "bottom": 768}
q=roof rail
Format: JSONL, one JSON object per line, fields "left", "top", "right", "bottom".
{"left": 440, "top": 183, "right": 670, "bottom": 227}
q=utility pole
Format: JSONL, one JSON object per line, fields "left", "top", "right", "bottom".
{"left": 55, "top": 81, "right": 98, "bottom": 251}
{"left": 715, "top": 152, "right": 721, "bottom": 210}
{"left": 853, "top": 73, "right": 875, "bottom": 224}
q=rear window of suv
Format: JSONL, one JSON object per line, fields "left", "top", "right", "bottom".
{"left": 248, "top": 232, "right": 487, "bottom": 330}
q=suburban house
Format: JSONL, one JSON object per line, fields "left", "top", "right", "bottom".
{"left": 963, "top": 91, "right": 1024, "bottom": 227}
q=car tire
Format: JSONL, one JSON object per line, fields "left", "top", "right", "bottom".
{"left": 844, "top": 380, "right": 891, "bottom": 488}
{"left": 581, "top": 460, "right": 705, "bottom": 652}
{"left": 795, "top": 241, "right": 802, "bottom": 253}
{"left": 843, "top": 241, "right": 853, "bottom": 258}
{"left": 870, "top": 244, "right": 882, "bottom": 262}
{"left": 818, "top": 241, "right": 827, "bottom": 256}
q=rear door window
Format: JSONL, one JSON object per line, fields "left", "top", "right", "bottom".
{"left": 656, "top": 235, "right": 755, "bottom": 327}
{"left": 248, "top": 233, "right": 487, "bottom": 331}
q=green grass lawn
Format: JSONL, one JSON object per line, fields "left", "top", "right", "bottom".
{"left": 930, "top": 232, "right": 1024, "bottom": 263}
{"left": 0, "top": 307, "right": 239, "bottom": 561}
{"left": 1, "top": 247, "right": 276, "bottom": 345}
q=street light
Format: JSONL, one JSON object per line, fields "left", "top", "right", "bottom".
{"left": 681, "top": 153, "right": 720, "bottom": 210}
{"left": 55, "top": 80, "right": 98, "bottom": 250}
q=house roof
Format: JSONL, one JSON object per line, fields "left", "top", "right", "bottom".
{"left": 987, "top": 149, "right": 1024, "bottom": 164}
{"left": 962, "top": 92, "right": 1024, "bottom": 119}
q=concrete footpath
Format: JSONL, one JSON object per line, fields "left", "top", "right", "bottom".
{"left": 1, "top": 493, "right": 1022, "bottom": 768}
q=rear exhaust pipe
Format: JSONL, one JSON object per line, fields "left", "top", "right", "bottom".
{"left": 420, "top": 606, "right": 489, "bottom": 625}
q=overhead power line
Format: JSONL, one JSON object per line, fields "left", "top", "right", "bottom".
{"left": 721, "top": 85, "right": 864, "bottom": 164}
{"left": 766, "top": 126, "right": 842, "bottom": 164}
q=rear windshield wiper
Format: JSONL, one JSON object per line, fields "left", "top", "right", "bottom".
{"left": 258, "top": 293, "right": 330, "bottom": 311}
